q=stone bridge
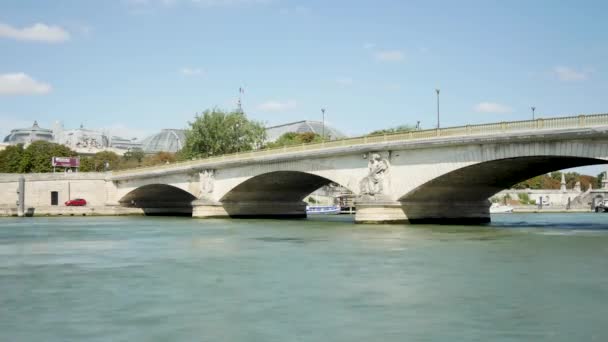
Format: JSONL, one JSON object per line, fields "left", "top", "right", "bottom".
{"left": 107, "top": 114, "right": 608, "bottom": 224}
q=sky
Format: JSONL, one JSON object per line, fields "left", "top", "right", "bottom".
{"left": 1, "top": 0, "right": 607, "bottom": 174}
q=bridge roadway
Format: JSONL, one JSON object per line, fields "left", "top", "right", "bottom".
{"left": 102, "top": 113, "right": 608, "bottom": 224}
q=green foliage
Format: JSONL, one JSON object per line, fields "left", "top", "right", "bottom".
{"left": 18, "top": 141, "right": 77, "bottom": 173}
{"left": 513, "top": 175, "right": 560, "bottom": 190}
{"left": 142, "top": 152, "right": 176, "bottom": 166}
{"left": 180, "top": 108, "right": 266, "bottom": 160}
{"left": 597, "top": 172, "right": 605, "bottom": 189}
{"left": 266, "top": 132, "right": 322, "bottom": 148}
{"left": 79, "top": 151, "right": 121, "bottom": 172}
{"left": 369, "top": 125, "right": 417, "bottom": 136}
{"left": 0, "top": 142, "right": 182, "bottom": 173}
{"left": 514, "top": 172, "right": 597, "bottom": 191}
{"left": 123, "top": 148, "right": 145, "bottom": 163}
{"left": 0, "top": 144, "right": 25, "bottom": 173}
{"left": 518, "top": 193, "right": 532, "bottom": 204}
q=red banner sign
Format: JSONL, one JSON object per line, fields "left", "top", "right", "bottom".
{"left": 52, "top": 157, "right": 80, "bottom": 167}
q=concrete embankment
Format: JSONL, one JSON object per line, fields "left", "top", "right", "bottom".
{"left": 511, "top": 205, "right": 592, "bottom": 213}
{"left": 0, "top": 172, "right": 145, "bottom": 217}
{"left": 0, "top": 205, "right": 143, "bottom": 217}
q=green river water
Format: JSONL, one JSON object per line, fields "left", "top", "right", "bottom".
{"left": 1, "top": 214, "right": 608, "bottom": 341}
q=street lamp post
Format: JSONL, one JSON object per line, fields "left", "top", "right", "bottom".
{"left": 435, "top": 89, "right": 440, "bottom": 129}
{"left": 531, "top": 106, "right": 536, "bottom": 120}
{"left": 321, "top": 108, "right": 326, "bottom": 141}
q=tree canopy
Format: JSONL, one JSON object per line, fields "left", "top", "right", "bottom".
{"left": 513, "top": 171, "right": 597, "bottom": 191}
{"left": 0, "top": 142, "right": 182, "bottom": 173}
{"left": 266, "top": 132, "right": 322, "bottom": 148}
{"left": 369, "top": 124, "right": 417, "bottom": 136}
{"left": 15, "top": 141, "right": 77, "bottom": 173}
{"left": 0, "top": 144, "right": 25, "bottom": 173}
{"left": 179, "top": 109, "right": 266, "bottom": 160}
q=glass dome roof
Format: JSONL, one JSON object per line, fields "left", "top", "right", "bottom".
{"left": 141, "top": 129, "right": 186, "bottom": 153}
{"left": 3, "top": 121, "right": 54, "bottom": 144}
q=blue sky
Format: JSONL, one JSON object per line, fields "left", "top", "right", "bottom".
{"left": 1, "top": 0, "right": 607, "bottom": 173}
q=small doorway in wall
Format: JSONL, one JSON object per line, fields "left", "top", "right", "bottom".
{"left": 51, "top": 191, "right": 59, "bottom": 206}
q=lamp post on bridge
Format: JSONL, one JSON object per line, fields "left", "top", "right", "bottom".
{"left": 321, "top": 108, "right": 326, "bottom": 141}
{"left": 531, "top": 106, "right": 536, "bottom": 120}
{"left": 435, "top": 89, "right": 440, "bottom": 129}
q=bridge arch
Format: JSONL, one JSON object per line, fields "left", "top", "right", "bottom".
{"left": 397, "top": 156, "right": 607, "bottom": 223}
{"left": 199, "top": 171, "right": 353, "bottom": 219}
{"left": 119, "top": 184, "right": 197, "bottom": 216}
{"left": 220, "top": 171, "right": 341, "bottom": 202}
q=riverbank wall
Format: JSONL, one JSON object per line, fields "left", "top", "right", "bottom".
{"left": 0, "top": 173, "right": 144, "bottom": 217}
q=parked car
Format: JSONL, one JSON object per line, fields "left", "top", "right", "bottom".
{"left": 65, "top": 198, "right": 87, "bottom": 206}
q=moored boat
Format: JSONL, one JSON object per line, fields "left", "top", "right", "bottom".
{"left": 306, "top": 205, "right": 341, "bottom": 215}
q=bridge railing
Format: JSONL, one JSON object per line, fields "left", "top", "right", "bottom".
{"left": 112, "top": 113, "right": 608, "bottom": 176}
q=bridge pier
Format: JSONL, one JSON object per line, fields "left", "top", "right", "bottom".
{"left": 192, "top": 200, "right": 307, "bottom": 219}
{"left": 355, "top": 199, "right": 491, "bottom": 224}
{"left": 354, "top": 200, "right": 408, "bottom": 224}
{"left": 401, "top": 200, "right": 491, "bottom": 224}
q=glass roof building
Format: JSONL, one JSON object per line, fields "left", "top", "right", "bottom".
{"left": 55, "top": 124, "right": 110, "bottom": 150}
{"left": 265, "top": 120, "right": 346, "bottom": 142}
{"left": 141, "top": 129, "right": 186, "bottom": 154}
{"left": 3, "top": 121, "right": 54, "bottom": 145}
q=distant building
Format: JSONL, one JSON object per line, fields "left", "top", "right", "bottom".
{"left": 54, "top": 123, "right": 110, "bottom": 151}
{"left": 110, "top": 136, "right": 143, "bottom": 151}
{"left": 265, "top": 120, "right": 346, "bottom": 142}
{"left": 141, "top": 129, "right": 186, "bottom": 154}
{"left": 3, "top": 121, "right": 54, "bottom": 145}
{"left": 2, "top": 121, "right": 142, "bottom": 155}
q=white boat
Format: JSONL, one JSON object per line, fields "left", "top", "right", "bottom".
{"left": 306, "top": 205, "right": 341, "bottom": 215}
{"left": 490, "top": 203, "right": 514, "bottom": 214}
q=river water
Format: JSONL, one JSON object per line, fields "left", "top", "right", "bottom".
{"left": 1, "top": 214, "right": 608, "bottom": 341}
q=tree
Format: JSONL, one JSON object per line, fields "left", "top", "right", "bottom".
{"left": 266, "top": 132, "right": 322, "bottom": 148}
{"left": 0, "top": 144, "right": 25, "bottom": 173}
{"left": 369, "top": 124, "right": 417, "bottom": 136}
{"left": 579, "top": 175, "right": 596, "bottom": 191}
{"left": 80, "top": 151, "right": 121, "bottom": 172}
{"left": 143, "top": 152, "right": 176, "bottom": 166}
{"left": 597, "top": 172, "right": 605, "bottom": 189}
{"left": 18, "top": 141, "right": 77, "bottom": 173}
{"left": 180, "top": 108, "right": 266, "bottom": 159}
{"left": 513, "top": 175, "right": 560, "bottom": 190}
{"left": 123, "top": 148, "right": 145, "bottom": 163}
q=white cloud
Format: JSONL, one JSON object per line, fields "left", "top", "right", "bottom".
{"left": 256, "top": 100, "right": 297, "bottom": 112}
{"left": 363, "top": 43, "right": 375, "bottom": 50}
{"left": 335, "top": 77, "right": 353, "bottom": 86}
{"left": 179, "top": 67, "right": 205, "bottom": 76}
{"left": 0, "top": 22, "right": 70, "bottom": 43}
{"left": 553, "top": 66, "right": 591, "bottom": 81}
{"left": 374, "top": 50, "right": 405, "bottom": 62}
{"left": 0, "top": 73, "right": 52, "bottom": 95}
{"left": 473, "top": 102, "right": 512, "bottom": 114}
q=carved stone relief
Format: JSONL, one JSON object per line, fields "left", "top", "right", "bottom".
{"left": 359, "top": 152, "right": 390, "bottom": 197}
{"left": 199, "top": 169, "right": 215, "bottom": 197}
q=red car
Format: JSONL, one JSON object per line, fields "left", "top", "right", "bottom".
{"left": 65, "top": 198, "right": 87, "bottom": 206}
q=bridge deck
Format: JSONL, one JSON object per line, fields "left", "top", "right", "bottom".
{"left": 112, "top": 113, "right": 608, "bottom": 177}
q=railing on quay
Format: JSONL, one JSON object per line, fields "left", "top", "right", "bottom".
{"left": 112, "top": 113, "right": 608, "bottom": 176}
